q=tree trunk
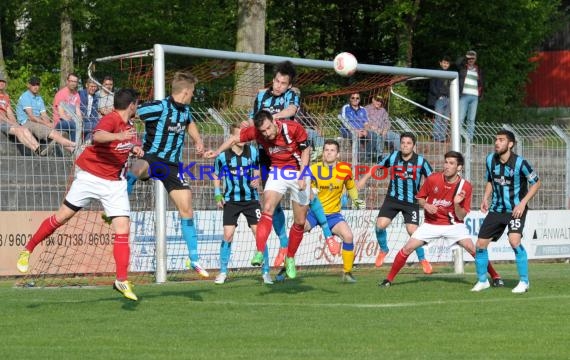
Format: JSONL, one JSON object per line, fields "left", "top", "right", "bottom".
{"left": 0, "top": 18, "right": 6, "bottom": 78}
{"left": 60, "top": 1, "right": 74, "bottom": 87}
{"left": 233, "top": 0, "right": 266, "bottom": 109}
{"left": 396, "top": 0, "right": 420, "bottom": 68}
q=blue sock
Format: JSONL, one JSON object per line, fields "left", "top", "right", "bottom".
{"left": 475, "top": 248, "right": 489, "bottom": 282}
{"left": 126, "top": 171, "right": 138, "bottom": 195}
{"left": 181, "top": 218, "right": 199, "bottom": 262}
{"left": 375, "top": 227, "right": 389, "bottom": 252}
{"left": 262, "top": 246, "right": 270, "bottom": 274}
{"left": 219, "top": 240, "right": 232, "bottom": 274}
{"left": 415, "top": 246, "right": 426, "bottom": 261}
{"left": 513, "top": 244, "right": 529, "bottom": 283}
{"left": 273, "top": 205, "right": 289, "bottom": 248}
{"left": 310, "top": 197, "right": 332, "bottom": 238}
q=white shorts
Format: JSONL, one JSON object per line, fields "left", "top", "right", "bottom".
{"left": 65, "top": 169, "right": 130, "bottom": 218}
{"left": 411, "top": 223, "right": 470, "bottom": 246}
{"left": 263, "top": 168, "right": 311, "bottom": 205}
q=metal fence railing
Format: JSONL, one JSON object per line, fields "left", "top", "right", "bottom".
{"left": 1, "top": 105, "right": 568, "bottom": 212}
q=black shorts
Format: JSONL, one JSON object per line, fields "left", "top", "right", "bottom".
{"left": 223, "top": 200, "right": 261, "bottom": 227}
{"left": 143, "top": 153, "right": 190, "bottom": 193}
{"left": 478, "top": 210, "right": 528, "bottom": 241}
{"left": 378, "top": 197, "right": 420, "bottom": 225}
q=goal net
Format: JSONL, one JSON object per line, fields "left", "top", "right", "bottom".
{"left": 16, "top": 45, "right": 461, "bottom": 287}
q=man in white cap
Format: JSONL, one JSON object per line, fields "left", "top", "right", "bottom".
{"left": 458, "top": 50, "right": 484, "bottom": 141}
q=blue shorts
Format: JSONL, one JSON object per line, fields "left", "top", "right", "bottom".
{"left": 306, "top": 211, "right": 345, "bottom": 231}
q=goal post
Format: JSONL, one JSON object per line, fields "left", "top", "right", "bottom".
{"left": 148, "top": 44, "right": 462, "bottom": 281}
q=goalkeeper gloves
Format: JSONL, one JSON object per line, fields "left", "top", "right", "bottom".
{"left": 352, "top": 199, "right": 366, "bottom": 210}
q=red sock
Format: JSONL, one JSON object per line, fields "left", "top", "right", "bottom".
{"left": 287, "top": 223, "right": 305, "bottom": 258}
{"left": 467, "top": 249, "right": 500, "bottom": 279}
{"left": 256, "top": 213, "right": 273, "bottom": 252}
{"left": 26, "top": 215, "right": 62, "bottom": 252}
{"left": 387, "top": 249, "right": 409, "bottom": 282}
{"left": 113, "top": 234, "right": 130, "bottom": 281}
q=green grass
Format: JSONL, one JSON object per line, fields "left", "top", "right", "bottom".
{"left": 1, "top": 263, "right": 569, "bottom": 360}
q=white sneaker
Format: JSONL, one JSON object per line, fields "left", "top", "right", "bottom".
{"left": 512, "top": 281, "right": 529, "bottom": 294}
{"left": 470, "top": 280, "right": 490, "bottom": 292}
{"left": 262, "top": 272, "right": 274, "bottom": 285}
{"left": 214, "top": 272, "right": 227, "bottom": 284}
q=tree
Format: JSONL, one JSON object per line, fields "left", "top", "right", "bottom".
{"left": 59, "top": 0, "right": 73, "bottom": 87}
{"left": 233, "top": 0, "right": 266, "bottom": 108}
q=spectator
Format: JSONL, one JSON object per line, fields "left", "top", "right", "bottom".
{"left": 0, "top": 74, "right": 43, "bottom": 155}
{"left": 15, "top": 77, "right": 76, "bottom": 153}
{"left": 428, "top": 56, "right": 451, "bottom": 142}
{"left": 292, "top": 88, "right": 324, "bottom": 161}
{"left": 53, "top": 73, "right": 82, "bottom": 142}
{"left": 98, "top": 75, "right": 114, "bottom": 116}
{"left": 340, "top": 92, "right": 375, "bottom": 162}
{"left": 364, "top": 95, "right": 399, "bottom": 161}
{"left": 458, "top": 50, "right": 484, "bottom": 140}
{"left": 79, "top": 78, "right": 100, "bottom": 141}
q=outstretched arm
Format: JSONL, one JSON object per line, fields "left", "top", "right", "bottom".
{"left": 203, "top": 134, "right": 240, "bottom": 159}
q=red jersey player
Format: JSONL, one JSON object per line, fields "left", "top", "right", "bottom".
{"left": 16, "top": 89, "right": 144, "bottom": 301}
{"left": 379, "top": 151, "right": 503, "bottom": 288}
{"left": 205, "top": 110, "right": 310, "bottom": 279}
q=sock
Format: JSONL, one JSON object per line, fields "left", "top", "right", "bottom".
{"left": 256, "top": 213, "right": 273, "bottom": 252}
{"left": 126, "top": 171, "right": 138, "bottom": 195}
{"left": 287, "top": 223, "right": 305, "bottom": 258}
{"left": 475, "top": 248, "right": 489, "bottom": 282}
{"left": 341, "top": 242, "right": 354, "bottom": 273}
{"left": 310, "top": 197, "right": 333, "bottom": 238}
{"left": 375, "top": 227, "right": 389, "bottom": 253}
{"left": 26, "top": 215, "right": 62, "bottom": 252}
{"left": 219, "top": 240, "right": 232, "bottom": 274}
{"left": 262, "top": 246, "right": 270, "bottom": 274}
{"left": 415, "top": 246, "right": 426, "bottom": 261}
{"left": 113, "top": 233, "right": 130, "bottom": 281}
{"left": 467, "top": 249, "right": 500, "bottom": 279}
{"left": 513, "top": 244, "right": 529, "bottom": 283}
{"left": 272, "top": 205, "right": 289, "bottom": 248}
{"left": 386, "top": 249, "right": 409, "bottom": 282}
{"left": 181, "top": 218, "right": 199, "bottom": 262}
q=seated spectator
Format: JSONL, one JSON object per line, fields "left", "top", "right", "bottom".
{"left": 364, "top": 95, "right": 399, "bottom": 161}
{"left": 16, "top": 77, "right": 76, "bottom": 154}
{"left": 98, "top": 75, "right": 114, "bottom": 116}
{"left": 339, "top": 92, "right": 376, "bottom": 162}
{"left": 79, "top": 78, "right": 100, "bottom": 141}
{"left": 53, "top": 73, "right": 82, "bottom": 142}
{"left": 0, "top": 74, "right": 43, "bottom": 155}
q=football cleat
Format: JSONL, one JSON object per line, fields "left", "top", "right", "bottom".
{"left": 492, "top": 278, "right": 505, "bottom": 287}
{"left": 512, "top": 281, "right": 529, "bottom": 294}
{"left": 379, "top": 279, "right": 392, "bottom": 287}
{"left": 250, "top": 251, "right": 264, "bottom": 267}
{"left": 470, "top": 280, "right": 491, "bottom": 292}
{"left": 275, "top": 267, "right": 287, "bottom": 282}
{"left": 113, "top": 280, "right": 138, "bottom": 301}
{"left": 17, "top": 250, "right": 31, "bottom": 273}
{"left": 185, "top": 259, "right": 210, "bottom": 278}
{"left": 214, "top": 272, "right": 227, "bottom": 284}
{"left": 273, "top": 247, "right": 288, "bottom": 267}
{"left": 342, "top": 272, "right": 357, "bottom": 283}
{"left": 420, "top": 259, "right": 433, "bottom": 274}
{"left": 375, "top": 251, "right": 387, "bottom": 267}
{"left": 285, "top": 257, "right": 297, "bottom": 279}
{"left": 325, "top": 236, "right": 341, "bottom": 256}
{"left": 262, "top": 272, "right": 274, "bottom": 285}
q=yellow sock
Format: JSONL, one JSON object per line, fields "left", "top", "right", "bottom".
{"left": 341, "top": 244, "right": 354, "bottom": 273}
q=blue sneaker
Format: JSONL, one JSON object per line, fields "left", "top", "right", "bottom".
{"left": 275, "top": 267, "right": 287, "bottom": 282}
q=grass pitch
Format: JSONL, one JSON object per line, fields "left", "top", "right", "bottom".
{"left": 0, "top": 262, "right": 568, "bottom": 360}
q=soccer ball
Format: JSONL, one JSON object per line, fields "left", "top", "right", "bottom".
{"left": 333, "top": 52, "right": 358, "bottom": 77}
